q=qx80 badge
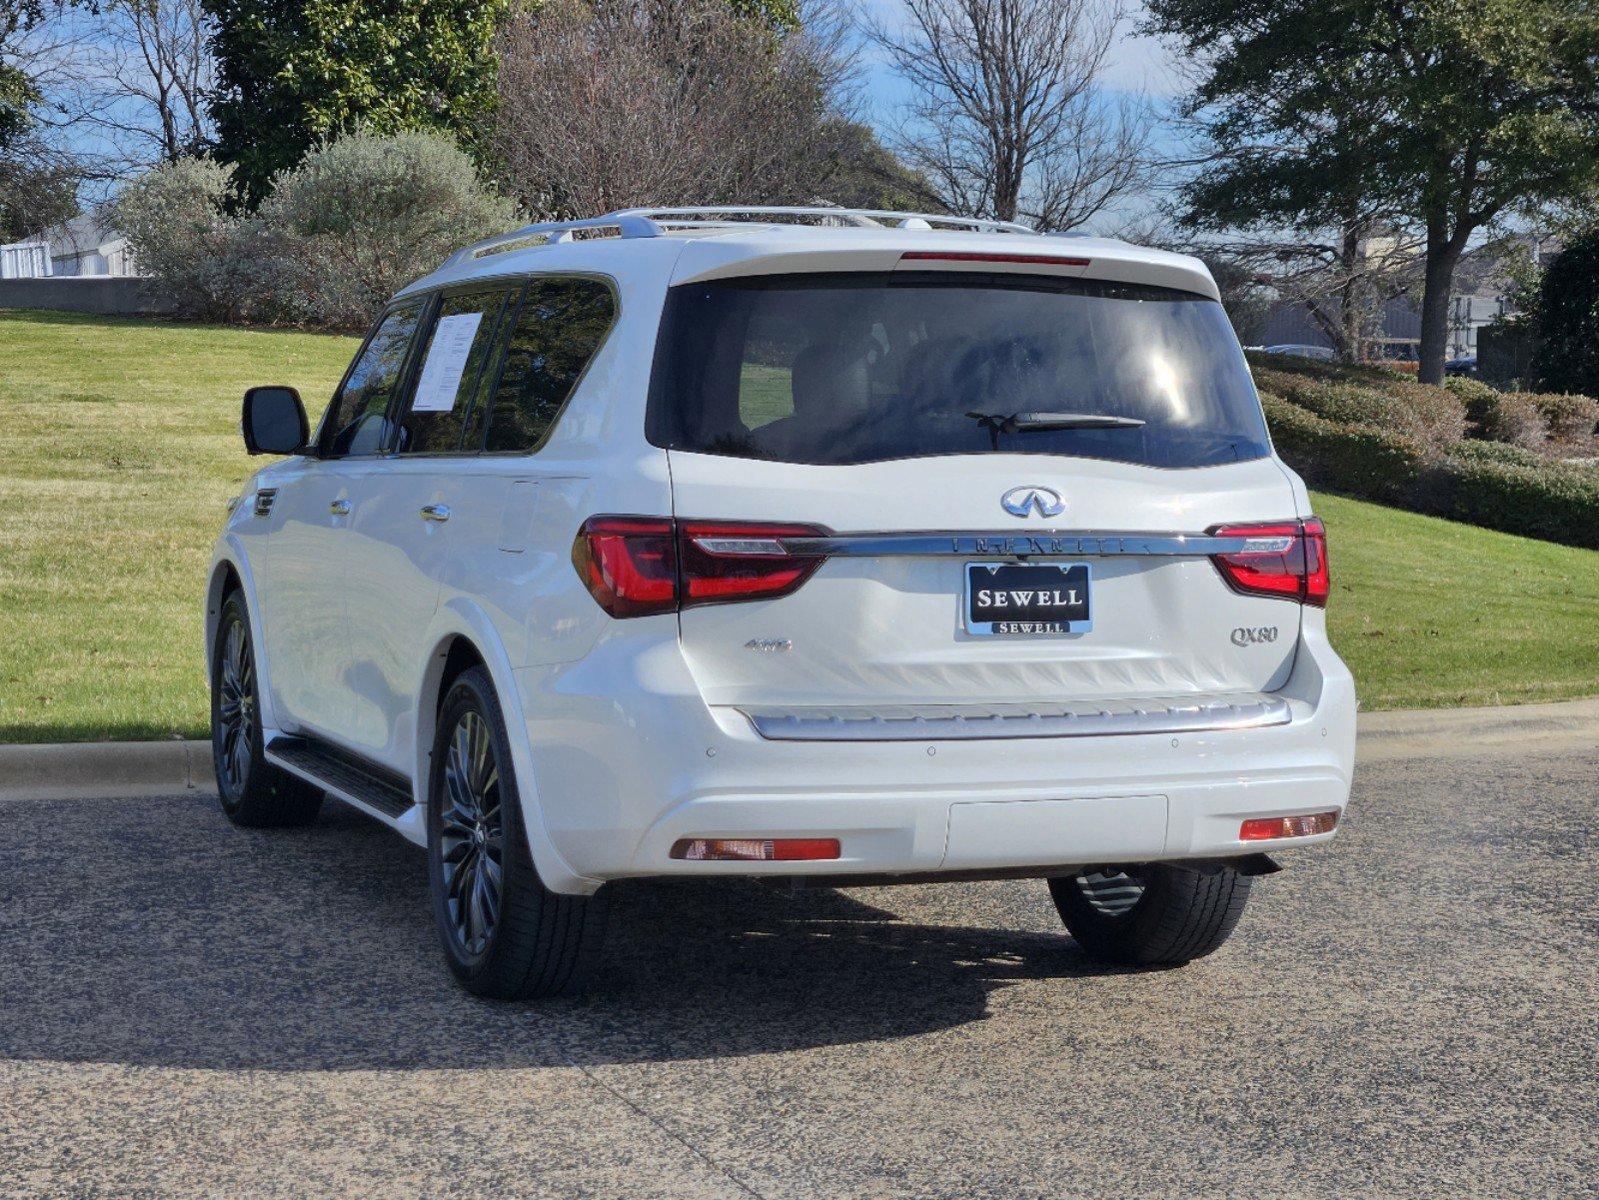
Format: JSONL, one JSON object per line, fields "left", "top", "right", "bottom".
{"left": 1000, "top": 485, "right": 1065, "bottom": 518}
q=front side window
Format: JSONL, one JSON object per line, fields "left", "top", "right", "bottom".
{"left": 395, "top": 287, "right": 516, "bottom": 454}
{"left": 646, "top": 272, "right": 1272, "bottom": 469}
{"left": 480, "top": 277, "right": 616, "bottom": 453}
{"left": 321, "top": 303, "right": 425, "bottom": 457}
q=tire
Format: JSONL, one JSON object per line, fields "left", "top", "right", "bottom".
{"left": 1048, "top": 863, "right": 1251, "bottom": 966}
{"left": 210, "top": 590, "right": 324, "bottom": 828}
{"left": 426, "top": 665, "right": 609, "bottom": 999}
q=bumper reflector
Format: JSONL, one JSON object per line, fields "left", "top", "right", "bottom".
{"left": 1239, "top": 811, "right": 1340, "bottom": 841}
{"left": 670, "top": 837, "right": 841, "bottom": 862}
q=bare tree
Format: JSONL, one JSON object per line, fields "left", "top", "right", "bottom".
{"left": 94, "top": 0, "right": 212, "bottom": 164}
{"left": 492, "top": 0, "right": 868, "bottom": 218}
{"left": 64, "top": 0, "right": 213, "bottom": 169}
{"left": 8, "top": 0, "right": 212, "bottom": 188}
{"left": 864, "top": 0, "right": 1150, "bottom": 229}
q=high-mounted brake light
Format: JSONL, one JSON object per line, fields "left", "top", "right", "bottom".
{"left": 1239, "top": 812, "right": 1339, "bottom": 841}
{"left": 572, "top": 517, "right": 829, "bottom": 618}
{"left": 671, "top": 838, "right": 841, "bottom": 862}
{"left": 1209, "top": 517, "right": 1329, "bottom": 607}
{"left": 899, "top": 250, "right": 1092, "bottom": 267}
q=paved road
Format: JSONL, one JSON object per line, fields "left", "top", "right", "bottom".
{"left": 2, "top": 744, "right": 1595, "bottom": 1199}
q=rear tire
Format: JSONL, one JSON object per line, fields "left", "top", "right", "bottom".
{"left": 210, "top": 590, "right": 324, "bottom": 828}
{"left": 427, "top": 665, "right": 609, "bottom": 999}
{"left": 1049, "top": 863, "right": 1250, "bottom": 966}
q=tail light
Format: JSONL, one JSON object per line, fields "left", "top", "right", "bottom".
{"left": 573, "top": 517, "right": 828, "bottom": 618}
{"left": 570, "top": 517, "right": 677, "bottom": 618}
{"left": 1209, "top": 517, "right": 1329, "bottom": 607}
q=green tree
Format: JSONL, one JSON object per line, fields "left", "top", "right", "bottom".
{"left": 1147, "top": 0, "right": 1599, "bottom": 384}
{"left": 1532, "top": 230, "right": 1599, "bottom": 396}
{"left": 204, "top": 0, "right": 507, "bottom": 206}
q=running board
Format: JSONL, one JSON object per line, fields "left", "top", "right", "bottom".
{"left": 265, "top": 735, "right": 415, "bottom": 818}
{"left": 739, "top": 692, "right": 1294, "bottom": 742}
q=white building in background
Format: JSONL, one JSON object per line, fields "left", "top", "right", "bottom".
{"left": 14, "top": 213, "right": 139, "bottom": 278}
{"left": 0, "top": 241, "right": 51, "bottom": 278}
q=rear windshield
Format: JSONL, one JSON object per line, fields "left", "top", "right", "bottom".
{"left": 646, "top": 272, "right": 1271, "bottom": 469}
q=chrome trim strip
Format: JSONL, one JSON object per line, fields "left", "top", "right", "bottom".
{"left": 776, "top": 531, "right": 1264, "bottom": 559}
{"left": 739, "top": 692, "right": 1293, "bottom": 742}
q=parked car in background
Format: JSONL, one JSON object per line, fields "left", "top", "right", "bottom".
{"left": 1445, "top": 356, "right": 1479, "bottom": 377}
{"left": 208, "top": 207, "right": 1356, "bottom": 998}
{"left": 1261, "top": 343, "right": 1336, "bottom": 361}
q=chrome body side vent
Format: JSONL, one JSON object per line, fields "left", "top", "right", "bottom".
{"left": 253, "top": 487, "right": 278, "bottom": 518}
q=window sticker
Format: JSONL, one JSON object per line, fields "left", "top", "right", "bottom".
{"left": 412, "top": 312, "right": 484, "bottom": 412}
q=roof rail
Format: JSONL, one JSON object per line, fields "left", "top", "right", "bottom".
{"left": 443, "top": 212, "right": 664, "bottom": 268}
{"left": 614, "top": 206, "right": 1037, "bottom": 235}
{"left": 440, "top": 205, "right": 1039, "bottom": 270}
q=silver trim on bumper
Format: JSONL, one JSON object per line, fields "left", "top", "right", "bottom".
{"left": 739, "top": 692, "right": 1294, "bottom": 742}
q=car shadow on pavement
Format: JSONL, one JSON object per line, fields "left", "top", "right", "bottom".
{"left": 0, "top": 794, "right": 1141, "bottom": 1073}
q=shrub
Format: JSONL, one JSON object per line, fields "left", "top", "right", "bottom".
{"left": 1471, "top": 391, "right": 1548, "bottom": 448}
{"left": 108, "top": 157, "right": 259, "bottom": 321}
{"left": 1445, "top": 439, "right": 1549, "bottom": 468}
{"left": 1434, "top": 453, "right": 1599, "bottom": 550}
{"left": 1263, "top": 392, "right": 1599, "bottom": 551}
{"left": 1444, "top": 375, "right": 1500, "bottom": 408}
{"left": 254, "top": 130, "right": 518, "bottom": 329}
{"left": 1529, "top": 392, "right": 1599, "bottom": 442}
{"left": 1255, "top": 371, "right": 1466, "bottom": 450}
{"left": 1260, "top": 394, "right": 1428, "bottom": 502}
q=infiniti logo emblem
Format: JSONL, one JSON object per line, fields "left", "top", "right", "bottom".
{"left": 1000, "top": 485, "right": 1065, "bottom": 519}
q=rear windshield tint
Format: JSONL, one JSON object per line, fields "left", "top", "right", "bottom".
{"left": 646, "top": 272, "right": 1271, "bottom": 469}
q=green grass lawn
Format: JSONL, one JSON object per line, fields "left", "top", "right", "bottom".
{"left": 0, "top": 310, "right": 357, "bottom": 743}
{"left": 1, "top": 309, "right": 1595, "bottom": 742}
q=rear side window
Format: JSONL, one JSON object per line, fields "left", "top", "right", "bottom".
{"left": 480, "top": 277, "right": 616, "bottom": 453}
{"left": 321, "top": 303, "right": 425, "bottom": 457}
{"left": 395, "top": 287, "right": 515, "bottom": 454}
{"left": 647, "top": 273, "right": 1272, "bottom": 469}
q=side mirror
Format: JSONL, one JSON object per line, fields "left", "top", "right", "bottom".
{"left": 242, "top": 386, "right": 309, "bottom": 456}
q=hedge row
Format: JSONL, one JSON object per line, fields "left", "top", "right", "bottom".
{"left": 1260, "top": 394, "right": 1599, "bottom": 550}
{"left": 1253, "top": 368, "right": 1468, "bottom": 449}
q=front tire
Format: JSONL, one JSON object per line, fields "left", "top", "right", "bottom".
{"left": 1049, "top": 863, "right": 1251, "bottom": 966}
{"left": 210, "top": 591, "right": 323, "bottom": 828}
{"left": 426, "top": 666, "right": 609, "bottom": 999}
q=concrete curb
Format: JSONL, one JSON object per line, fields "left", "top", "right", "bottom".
{"left": 0, "top": 739, "right": 214, "bottom": 801}
{"left": 1, "top": 696, "right": 1595, "bottom": 799}
{"left": 1356, "top": 697, "right": 1599, "bottom": 763}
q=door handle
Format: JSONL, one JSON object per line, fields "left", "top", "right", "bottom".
{"left": 420, "top": 503, "right": 451, "bottom": 523}
{"left": 329, "top": 498, "right": 351, "bottom": 517}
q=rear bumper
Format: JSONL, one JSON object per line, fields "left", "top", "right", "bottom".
{"left": 514, "top": 624, "right": 1356, "bottom": 892}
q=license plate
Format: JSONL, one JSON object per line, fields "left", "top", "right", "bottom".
{"left": 964, "top": 562, "right": 1092, "bottom": 635}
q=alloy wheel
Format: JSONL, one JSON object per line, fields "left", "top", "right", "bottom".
{"left": 438, "top": 710, "right": 504, "bottom": 956}
{"left": 216, "top": 615, "right": 256, "bottom": 796}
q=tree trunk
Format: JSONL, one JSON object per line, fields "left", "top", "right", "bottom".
{"left": 1337, "top": 221, "right": 1364, "bottom": 362}
{"left": 1418, "top": 228, "right": 1463, "bottom": 385}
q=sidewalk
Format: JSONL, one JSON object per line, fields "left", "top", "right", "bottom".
{"left": 3, "top": 697, "right": 1595, "bottom": 801}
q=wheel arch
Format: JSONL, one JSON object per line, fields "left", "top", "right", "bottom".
{"left": 205, "top": 542, "right": 286, "bottom": 736}
{"left": 414, "top": 601, "right": 598, "bottom": 896}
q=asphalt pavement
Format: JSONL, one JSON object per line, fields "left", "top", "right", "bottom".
{"left": 1, "top": 740, "right": 1595, "bottom": 1199}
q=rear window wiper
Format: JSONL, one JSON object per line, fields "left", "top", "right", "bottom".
{"left": 965, "top": 410, "right": 1146, "bottom": 450}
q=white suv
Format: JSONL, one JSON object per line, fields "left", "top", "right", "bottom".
{"left": 209, "top": 207, "right": 1355, "bottom": 998}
